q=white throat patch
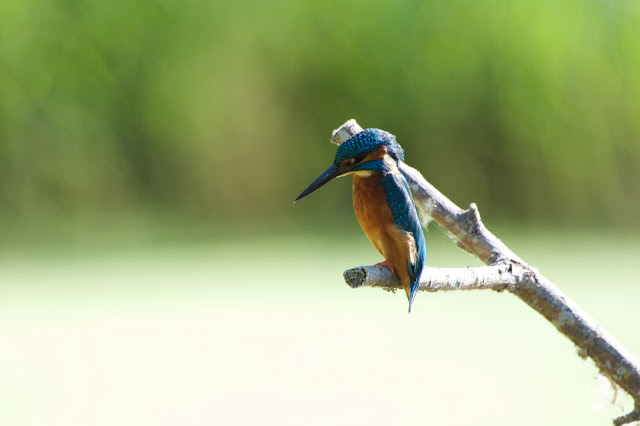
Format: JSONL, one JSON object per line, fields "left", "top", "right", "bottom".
{"left": 383, "top": 154, "right": 399, "bottom": 171}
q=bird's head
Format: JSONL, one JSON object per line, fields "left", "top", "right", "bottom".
{"left": 295, "top": 128, "right": 404, "bottom": 201}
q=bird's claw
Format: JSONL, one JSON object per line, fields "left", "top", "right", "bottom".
{"left": 375, "top": 260, "right": 395, "bottom": 274}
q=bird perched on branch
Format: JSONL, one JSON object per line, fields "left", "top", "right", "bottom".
{"left": 295, "top": 128, "right": 426, "bottom": 312}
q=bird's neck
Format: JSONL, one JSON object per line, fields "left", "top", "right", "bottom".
{"left": 352, "top": 154, "right": 399, "bottom": 177}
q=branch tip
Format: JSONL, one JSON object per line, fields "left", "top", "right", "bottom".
{"left": 465, "top": 203, "right": 483, "bottom": 230}
{"left": 343, "top": 267, "right": 367, "bottom": 288}
{"left": 331, "top": 119, "right": 362, "bottom": 145}
{"left": 613, "top": 407, "right": 640, "bottom": 426}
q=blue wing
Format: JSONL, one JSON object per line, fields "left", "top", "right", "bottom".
{"left": 381, "top": 172, "right": 427, "bottom": 312}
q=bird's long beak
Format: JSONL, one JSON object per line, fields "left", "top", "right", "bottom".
{"left": 295, "top": 164, "right": 348, "bottom": 202}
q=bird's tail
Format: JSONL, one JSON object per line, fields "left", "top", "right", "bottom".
{"left": 407, "top": 280, "right": 419, "bottom": 313}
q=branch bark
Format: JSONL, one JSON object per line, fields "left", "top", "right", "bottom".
{"left": 332, "top": 119, "right": 640, "bottom": 426}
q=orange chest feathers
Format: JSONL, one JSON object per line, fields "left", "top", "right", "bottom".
{"left": 352, "top": 174, "right": 395, "bottom": 257}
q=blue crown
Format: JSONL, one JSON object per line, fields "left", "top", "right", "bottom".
{"left": 334, "top": 128, "right": 405, "bottom": 165}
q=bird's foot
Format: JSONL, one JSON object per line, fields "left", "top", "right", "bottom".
{"left": 375, "top": 260, "right": 395, "bottom": 274}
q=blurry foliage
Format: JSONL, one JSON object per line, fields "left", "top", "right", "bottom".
{"left": 1, "top": 0, "right": 639, "bottom": 230}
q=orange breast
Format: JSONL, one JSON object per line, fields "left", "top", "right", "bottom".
{"left": 353, "top": 173, "right": 392, "bottom": 258}
{"left": 352, "top": 173, "right": 415, "bottom": 298}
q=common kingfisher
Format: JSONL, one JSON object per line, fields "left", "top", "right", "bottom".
{"left": 295, "top": 128, "right": 426, "bottom": 312}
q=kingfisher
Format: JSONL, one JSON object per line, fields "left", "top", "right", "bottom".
{"left": 295, "top": 128, "right": 426, "bottom": 312}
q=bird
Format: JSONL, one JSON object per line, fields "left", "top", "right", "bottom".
{"left": 295, "top": 128, "right": 426, "bottom": 312}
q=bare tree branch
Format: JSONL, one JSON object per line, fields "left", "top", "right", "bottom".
{"left": 344, "top": 264, "right": 515, "bottom": 292}
{"left": 332, "top": 119, "right": 640, "bottom": 425}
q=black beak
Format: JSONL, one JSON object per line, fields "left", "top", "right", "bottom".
{"left": 294, "top": 164, "right": 348, "bottom": 202}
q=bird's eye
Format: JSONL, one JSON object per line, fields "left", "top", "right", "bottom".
{"left": 354, "top": 153, "right": 367, "bottom": 163}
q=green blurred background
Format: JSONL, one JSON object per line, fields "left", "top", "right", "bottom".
{"left": 2, "top": 0, "right": 640, "bottom": 236}
{"left": 1, "top": 1, "right": 639, "bottom": 425}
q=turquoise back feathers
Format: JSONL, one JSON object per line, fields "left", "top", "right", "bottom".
{"left": 381, "top": 172, "right": 426, "bottom": 311}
